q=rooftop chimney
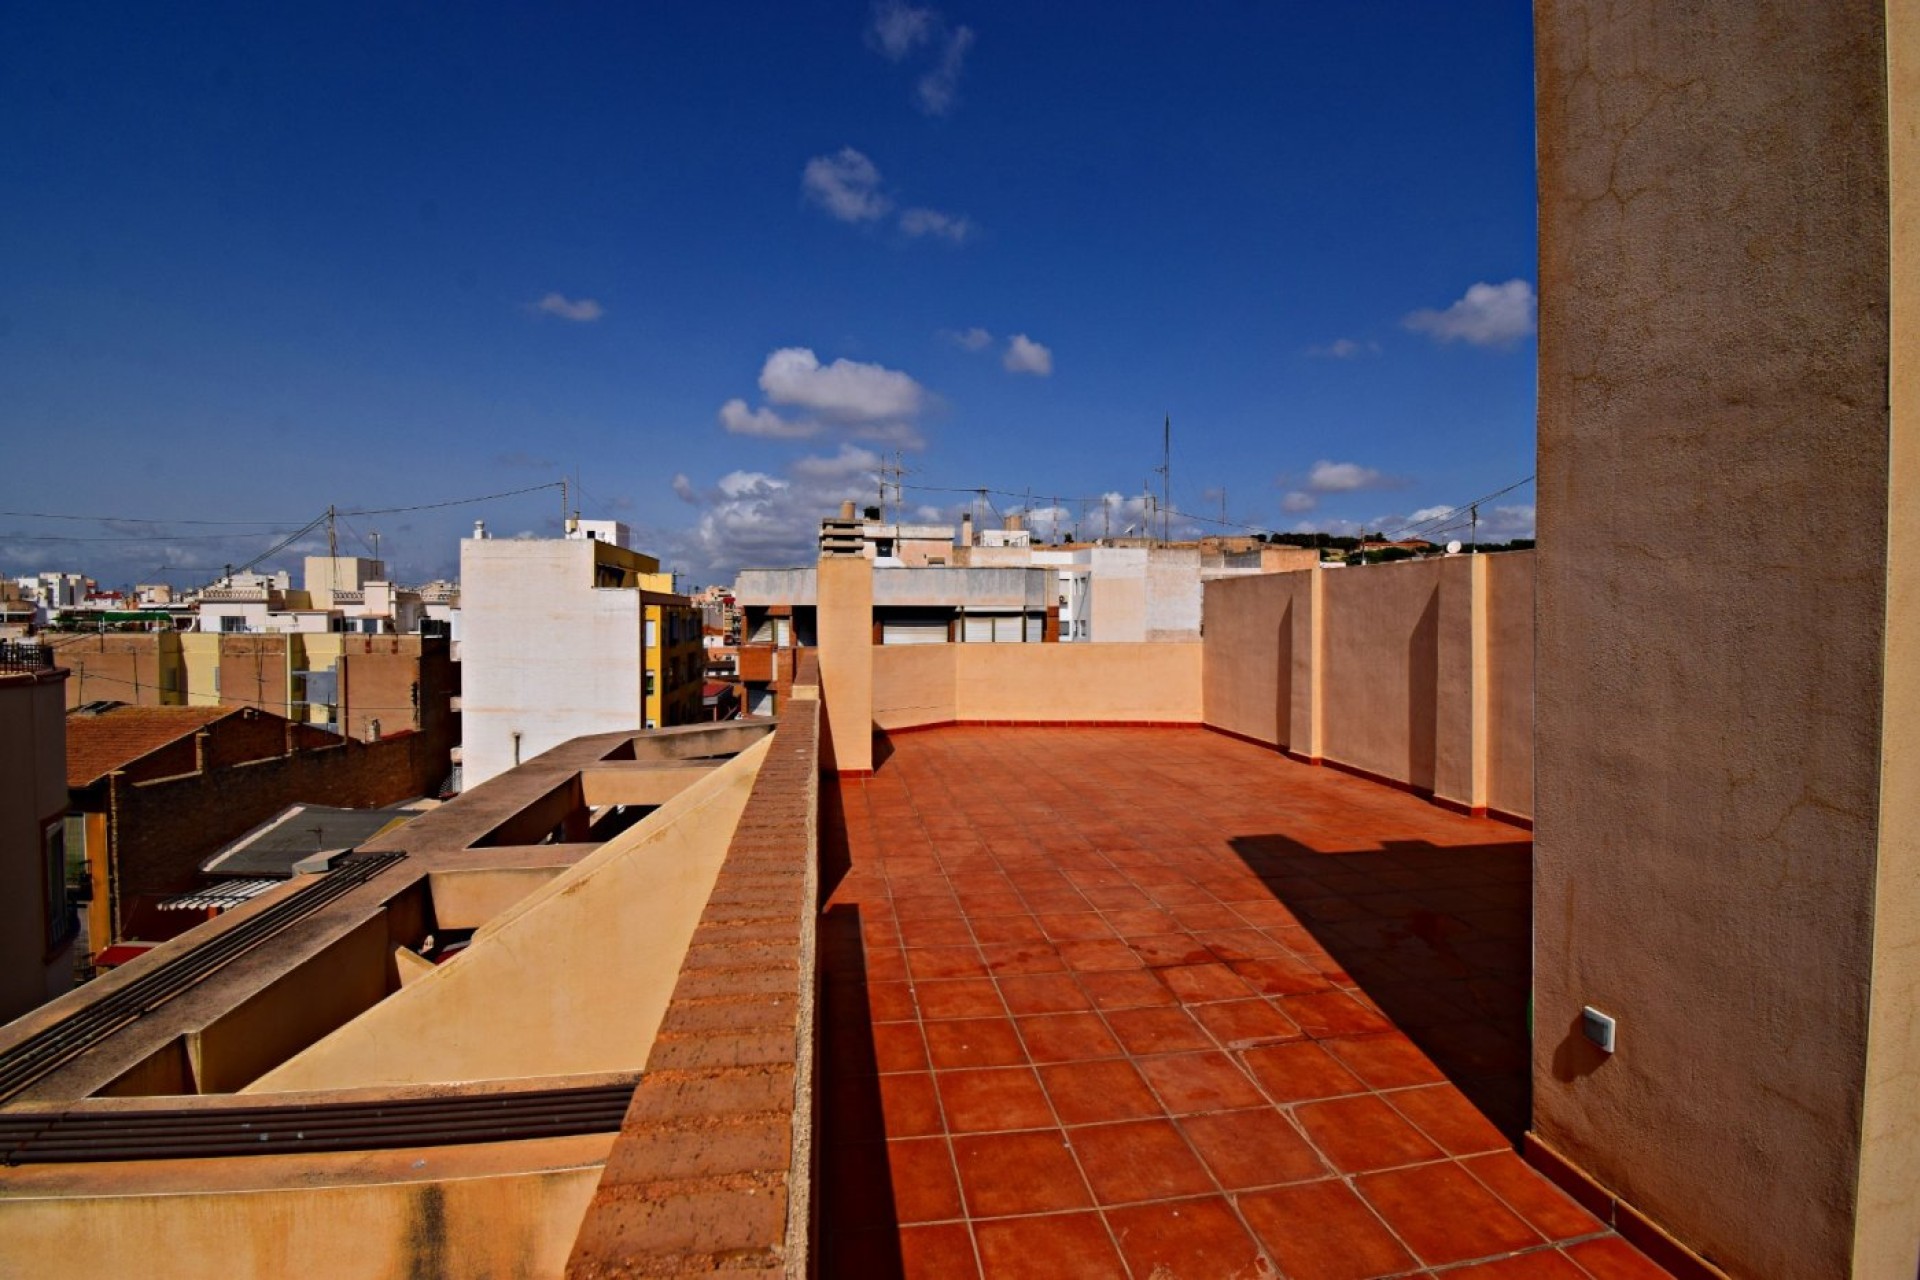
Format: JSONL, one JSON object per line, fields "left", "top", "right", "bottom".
{"left": 839, "top": 500, "right": 856, "bottom": 519}
{"left": 961, "top": 512, "right": 974, "bottom": 546}
{"left": 1004, "top": 512, "right": 1023, "bottom": 532}
{"left": 473, "top": 520, "right": 490, "bottom": 540}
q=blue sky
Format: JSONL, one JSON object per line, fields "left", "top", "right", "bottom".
{"left": 1, "top": 2, "right": 1537, "bottom": 589}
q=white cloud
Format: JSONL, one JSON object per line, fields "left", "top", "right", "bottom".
{"left": 718, "top": 397, "right": 816, "bottom": 440}
{"left": 801, "top": 148, "right": 892, "bottom": 223}
{"left": 1308, "top": 460, "right": 1389, "bottom": 492}
{"left": 1307, "top": 337, "right": 1379, "bottom": 359}
{"left": 758, "top": 347, "right": 928, "bottom": 423}
{"left": 916, "top": 26, "right": 974, "bottom": 116}
{"left": 1003, "top": 334, "right": 1053, "bottom": 376}
{"left": 867, "top": 0, "right": 937, "bottom": 59}
{"left": 1404, "top": 279, "right": 1537, "bottom": 348}
{"left": 1281, "top": 491, "right": 1318, "bottom": 513}
{"left": 672, "top": 474, "right": 698, "bottom": 504}
{"left": 941, "top": 327, "right": 994, "bottom": 351}
{"left": 1406, "top": 504, "right": 1453, "bottom": 524}
{"left": 899, "top": 206, "right": 975, "bottom": 244}
{"left": 671, "top": 445, "right": 884, "bottom": 577}
{"left": 532, "top": 292, "right": 604, "bottom": 322}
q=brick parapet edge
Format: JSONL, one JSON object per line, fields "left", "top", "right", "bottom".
{"left": 566, "top": 698, "right": 820, "bottom": 1279}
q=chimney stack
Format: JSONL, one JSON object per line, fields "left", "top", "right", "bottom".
{"left": 961, "top": 512, "right": 974, "bottom": 546}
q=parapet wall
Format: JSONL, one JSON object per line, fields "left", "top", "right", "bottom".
{"left": 872, "top": 642, "right": 1202, "bottom": 729}
{"left": 1202, "top": 555, "right": 1533, "bottom": 822}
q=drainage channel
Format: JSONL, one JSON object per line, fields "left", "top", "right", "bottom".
{"left": 0, "top": 852, "right": 407, "bottom": 1104}
{"left": 0, "top": 1082, "right": 636, "bottom": 1164}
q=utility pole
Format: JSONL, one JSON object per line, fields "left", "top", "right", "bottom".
{"left": 327, "top": 505, "right": 337, "bottom": 559}
{"left": 1160, "top": 415, "right": 1172, "bottom": 544}
{"left": 1470, "top": 503, "right": 1479, "bottom": 552}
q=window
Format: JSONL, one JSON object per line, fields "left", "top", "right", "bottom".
{"left": 645, "top": 619, "right": 658, "bottom": 649}
{"left": 645, "top": 670, "right": 655, "bottom": 697}
{"left": 219, "top": 615, "right": 246, "bottom": 633}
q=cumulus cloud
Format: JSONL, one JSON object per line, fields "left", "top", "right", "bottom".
{"left": 672, "top": 474, "right": 699, "bottom": 504}
{"left": 532, "top": 293, "right": 604, "bottom": 322}
{"left": 916, "top": 25, "right": 974, "bottom": 116}
{"left": 867, "top": 0, "right": 937, "bottom": 59}
{"left": 1281, "top": 491, "right": 1318, "bottom": 513}
{"left": 759, "top": 347, "right": 928, "bottom": 423}
{"left": 1307, "top": 337, "right": 1379, "bottom": 359}
{"left": 719, "top": 397, "right": 816, "bottom": 440}
{"left": 1003, "top": 334, "right": 1053, "bottom": 376}
{"left": 802, "top": 148, "right": 892, "bottom": 223}
{"left": 941, "top": 327, "right": 994, "bottom": 351}
{"left": 1404, "top": 279, "right": 1537, "bottom": 348}
{"left": 671, "top": 445, "right": 885, "bottom": 577}
{"left": 1308, "top": 460, "right": 1390, "bottom": 492}
{"left": 899, "top": 206, "right": 974, "bottom": 244}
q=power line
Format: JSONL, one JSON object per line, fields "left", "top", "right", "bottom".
{"left": 0, "top": 511, "right": 292, "bottom": 525}
{"left": 338, "top": 481, "right": 564, "bottom": 517}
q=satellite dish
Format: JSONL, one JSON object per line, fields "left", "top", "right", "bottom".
{"left": 1446, "top": 540, "right": 1463, "bottom": 555}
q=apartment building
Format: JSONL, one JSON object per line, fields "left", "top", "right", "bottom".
{"left": 0, "top": 643, "right": 77, "bottom": 1023}
{"left": 457, "top": 518, "right": 702, "bottom": 787}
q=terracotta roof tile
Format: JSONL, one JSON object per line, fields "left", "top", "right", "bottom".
{"left": 65, "top": 705, "right": 240, "bottom": 788}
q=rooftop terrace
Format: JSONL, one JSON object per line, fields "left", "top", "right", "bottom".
{"left": 817, "top": 726, "right": 1667, "bottom": 1279}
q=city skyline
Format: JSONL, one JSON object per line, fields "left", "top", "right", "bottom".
{"left": 3, "top": 2, "right": 1537, "bottom": 588}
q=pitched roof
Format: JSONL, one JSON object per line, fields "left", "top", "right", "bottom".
{"left": 66, "top": 705, "right": 239, "bottom": 788}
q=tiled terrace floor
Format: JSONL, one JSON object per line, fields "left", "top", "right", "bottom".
{"left": 819, "top": 726, "right": 1672, "bottom": 1280}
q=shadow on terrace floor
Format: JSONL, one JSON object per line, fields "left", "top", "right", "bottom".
{"left": 1228, "top": 833, "right": 1533, "bottom": 1140}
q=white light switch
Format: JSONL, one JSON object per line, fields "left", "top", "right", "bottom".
{"left": 1582, "top": 1006, "right": 1616, "bottom": 1053}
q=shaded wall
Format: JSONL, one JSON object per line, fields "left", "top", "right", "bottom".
{"left": 1534, "top": 3, "right": 1912, "bottom": 1276}
{"left": 0, "top": 669, "right": 73, "bottom": 1023}
{"left": 1201, "top": 555, "right": 1533, "bottom": 820}
{"left": 46, "top": 633, "right": 184, "bottom": 707}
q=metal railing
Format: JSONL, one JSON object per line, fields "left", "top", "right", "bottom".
{"left": 0, "top": 641, "right": 53, "bottom": 673}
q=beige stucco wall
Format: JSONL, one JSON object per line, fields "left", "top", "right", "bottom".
{"left": 180, "top": 633, "right": 220, "bottom": 707}
{"left": 1199, "top": 570, "right": 1312, "bottom": 750}
{"left": 1855, "top": 2, "right": 1920, "bottom": 1273}
{"left": 954, "top": 643, "right": 1201, "bottom": 722}
{"left": 871, "top": 642, "right": 958, "bottom": 729}
{"left": 0, "top": 1135, "right": 607, "bottom": 1280}
{"left": 243, "top": 736, "right": 770, "bottom": 1091}
{"left": 1534, "top": 4, "right": 1902, "bottom": 1275}
{"left": 816, "top": 556, "right": 874, "bottom": 772}
{"left": 1483, "top": 551, "right": 1533, "bottom": 820}
{"left": 1320, "top": 559, "right": 1456, "bottom": 795}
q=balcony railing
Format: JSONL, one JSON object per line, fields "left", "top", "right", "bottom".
{"left": 0, "top": 641, "right": 53, "bottom": 673}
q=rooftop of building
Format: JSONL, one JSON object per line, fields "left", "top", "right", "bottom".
{"left": 63, "top": 703, "right": 244, "bottom": 788}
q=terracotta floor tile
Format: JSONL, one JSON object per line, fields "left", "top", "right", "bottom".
{"left": 1462, "top": 1152, "right": 1605, "bottom": 1242}
{"left": 916, "top": 978, "right": 1008, "bottom": 1021}
{"left": 1130, "top": 933, "right": 1217, "bottom": 967}
{"left": 1294, "top": 1094, "right": 1444, "bottom": 1173}
{"left": 1036, "top": 911, "right": 1116, "bottom": 941}
{"left": 971, "top": 915, "right": 1050, "bottom": 945}
{"left": 1105, "top": 1006, "right": 1215, "bottom": 1056}
{"left": 1081, "top": 886, "right": 1155, "bottom": 912}
{"left": 998, "top": 972, "right": 1093, "bottom": 1015}
{"left": 1067, "top": 1118, "right": 1216, "bottom": 1205}
{"left": 1319, "top": 1032, "right": 1448, "bottom": 1088}
{"left": 868, "top": 979, "right": 920, "bottom": 1023}
{"left": 1445, "top": 1248, "right": 1593, "bottom": 1279}
{"left": 978, "top": 941, "right": 1067, "bottom": 975}
{"left": 1190, "top": 998, "right": 1302, "bottom": 1049}
{"left": 865, "top": 946, "right": 910, "bottom": 982}
{"left": 874, "top": 1070, "right": 945, "bottom": 1137}
{"left": 1076, "top": 969, "right": 1176, "bottom": 1010}
{"left": 900, "top": 1220, "right": 982, "bottom": 1278}
{"left": 1238, "top": 1040, "right": 1369, "bottom": 1102}
{"left": 937, "top": 1066, "right": 1056, "bottom": 1133}
{"left": 1167, "top": 902, "right": 1245, "bottom": 932}
{"left": 1015, "top": 1012, "right": 1123, "bottom": 1063}
{"left": 973, "top": 1212, "right": 1127, "bottom": 1279}
{"left": 1279, "top": 990, "right": 1395, "bottom": 1037}
{"left": 1136, "top": 1051, "right": 1268, "bottom": 1114}
{"left": 1105, "top": 1196, "right": 1268, "bottom": 1280}
{"left": 1228, "top": 956, "right": 1334, "bottom": 997}
{"left": 1385, "top": 1083, "right": 1511, "bottom": 1155}
{"left": 1238, "top": 1178, "right": 1418, "bottom": 1280}
{"left": 1563, "top": 1236, "right": 1676, "bottom": 1279}
{"left": 899, "top": 916, "right": 978, "bottom": 948}
{"left": 1024, "top": 889, "right": 1094, "bottom": 915}
{"left": 1355, "top": 1160, "right": 1542, "bottom": 1266}
{"left": 907, "top": 945, "right": 991, "bottom": 982}
{"left": 887, "top": 1137, "right": 967, "bottom": 1224}
{"left": 1104, "top": 907, "right": 1181, "bottom": 937}
{"left": 871, "top": 1022, "right": 931, "bottom": 1073}
{"left": 829, "top": 1226, "right": 912, "bottom": 1279}
{"left": 953, "top": 1129, "right": 1091, "bottom": 1218}
{"left": 1179, "top": 1108, "right": 1328, "bottom": 1189}
{"left": 925, "top": 1018, "right": 1029, "bottom": 1069}
{"left": 1056, "top": 938, "right": 1146, "bottom": 972}
{"left": 1197, "top": 926, "right": 1288, "bottom": 962}
{"left": 1038, "top": 1058, "right": 1163, "bottom": 1125}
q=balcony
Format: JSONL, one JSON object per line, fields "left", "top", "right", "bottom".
{"left": 738, "top": 642, "right": 777, "bottom": 683}
{"left": 0, "top": 640, "right": 53, "bottom": 673}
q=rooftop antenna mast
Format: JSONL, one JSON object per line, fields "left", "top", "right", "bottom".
{"left": 327, "top": 505, "right": 337, "bottom": 559}
{"left": 561, "top": 478, "right": 569, "bottom": 531}
{"left": 1152, "top": 415, "right": 1172, "bottom": 545}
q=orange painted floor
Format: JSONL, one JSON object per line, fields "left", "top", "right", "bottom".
{"left": 818, "top": 725, "right": 1672, "bottom": 1280}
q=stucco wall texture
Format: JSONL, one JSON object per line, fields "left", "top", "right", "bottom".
{"left": 1201, "top": 557, "right": 1532, "bottom": 821}
{"left": 870, "top": 642, "right": 1203, "bottom": 728}
{"left": 1534, "top": 3, "right": 1912, "bottom": 1276}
